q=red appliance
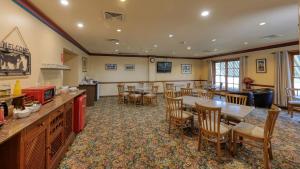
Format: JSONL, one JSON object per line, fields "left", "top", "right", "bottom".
{"left": 73, "top": 94, "right": 86, "bottom": 133}
{"left": 22, "top": 86, "right": 56, "bottom": 105}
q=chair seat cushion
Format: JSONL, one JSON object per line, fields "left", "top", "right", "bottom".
{"left": 233, "top": 122, "right": 264, "bottom": 138}
{"left": 144, "top": 93, "right": 156, "bottom": 97}
{"left": 288, "top": 100, "right": 300, "bottom": 105}
{"left": 201, "top": 120, "right": 231, "bottom": 135}
{"left": 182, "top": 111, "right": 193, "bottom": 119}
{"left": 120, "top": 92, "right": 129, "bottom": 96}
{"left": 130, "top": 94, "right": 142, "bottom": 98}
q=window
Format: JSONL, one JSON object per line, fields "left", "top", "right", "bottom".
{"left": 292, "top": 54, "right": 300, "bottom": 88}
{"left": 214, "top": 60, "right": 240, "bottom": 91}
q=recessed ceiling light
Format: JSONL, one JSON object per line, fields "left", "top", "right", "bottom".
{"left": 201, "top": 10, "right": 210, "bottom": 17}
{"left": 77, "top": 22, "right": 84, "bottom": 28}
{"left": 116, "top": 29, "right": 122, "bottom": 32}
{"left": 115, "top": 49, "right": 119, "bottom": 52}
{"left": 153, "top": 44, "right": 158, "bottom": 48}
{"left": 212, "top": 39, "right": 216, "bottom": 42}
{"left": 60, "top": 0, "right": 69, "bottom": 6}
{"left": 145, "top": 50, "right": 149, "bottom": 53}
{"left": 115, "top": 42, "right": 120, "bottom": 45}
{"left": 169, "top": 34, "right": 174, "bottom": 38}
{"left": 244, "top": 42, "right": 249, "bottom": 45}
{"left": 259, "top": 22, "right": 266, "bottom": 26}
{"left": 120, "top": 0, "right": 126, "bottom": 2}
{"left": 213, "top": 48, "right": 218, "bottom": 52}
{"left": 187, "top": 46, "right": 192, "bottom": 50}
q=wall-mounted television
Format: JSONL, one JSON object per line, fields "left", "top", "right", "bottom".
{"left": 157, "top": 62, "right": 172, "bottom": 73}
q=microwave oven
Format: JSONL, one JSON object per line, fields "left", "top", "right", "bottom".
{"left": 22, "top": 86, "right": 56, "bottom": 104}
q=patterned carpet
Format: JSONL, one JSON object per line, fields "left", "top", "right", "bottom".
{"left": 59, "top": 96, "right": 300, "bottom": 169}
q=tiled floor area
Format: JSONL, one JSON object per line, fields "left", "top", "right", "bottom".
{"left": 59, "top": 96, "right": 300, "bottom": 169}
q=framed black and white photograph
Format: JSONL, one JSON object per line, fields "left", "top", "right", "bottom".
{"left": 82, "top": 57, "right": 87, "bottom": 72}
{"left": 181, "top": 64, "right": 192, "bottom": 74}
{"left": 105, "top": 64, "right": 117, "bottom": 71}
{"left": 256, "top": 59, "right": 267, "bottom": 73}
{"left": 125, "top": 64, "right": 135, "bottom": 71}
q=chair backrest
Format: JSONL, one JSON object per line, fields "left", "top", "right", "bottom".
{"left": 264, "top": 105, "right": 281, "bottom": 140}
{"left": 151, "top": 85, "right": 159, "bottom": 94}
{"left": 195, "top": 103, "right": 222, "bottom": 136}
{"left": 198, "top": 90, "right": 214, "bottom": 100}
{"left": 194, "top": 81, "right": 201, "bottom": 88}
{"left": 186, "top": 83, "right": 191, "bottom": 88}
{"left": 117, "top": 84, "right": 125, "bottom": 94}
{"left": 225, "top": 94, "right": 247, "bottom": 105}
{"left": 181, "top": 88, "right": 193, "bottom": 96}
{"left": 286, "top": 88, "right": 300, "bottom": 101}
{"left": 166, "top": 83, "right": 174, "bottom": 90}
{"left": 165, "top": 90, "right": 175, "bottom": 98}
{"left": 127, "top": 86, "right": 136, "bottom": 94}
{"left": 166, "top": 97, "right": 184, "bottom": 119}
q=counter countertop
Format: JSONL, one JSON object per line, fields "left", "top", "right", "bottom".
{"left": 0, "top": 90, "right": 85, "bottom": 144}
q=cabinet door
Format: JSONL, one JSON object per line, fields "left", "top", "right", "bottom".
{"left": 64, "top": 101, "right": 73, "bottom": 142}
{"left": 23, "top": 118, "right": 48, "bottom": 169}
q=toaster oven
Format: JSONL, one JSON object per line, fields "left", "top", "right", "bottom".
{"left": 22, "top": 86, "right": 56, "bottom": 104}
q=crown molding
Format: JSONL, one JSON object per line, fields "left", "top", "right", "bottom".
{"left": 13, "top": 0, "right": 299, "bottom": 60}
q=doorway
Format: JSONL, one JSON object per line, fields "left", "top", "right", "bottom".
{"left": 63, "top": 49, "right": 80, "bottom": 86}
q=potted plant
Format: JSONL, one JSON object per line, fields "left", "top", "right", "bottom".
{"left": 243, "top": 77, "right": 254, "bottom": 90}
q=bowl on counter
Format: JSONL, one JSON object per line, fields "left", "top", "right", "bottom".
{"left": 13, "top": 108, "right": 32, "bottom": 119}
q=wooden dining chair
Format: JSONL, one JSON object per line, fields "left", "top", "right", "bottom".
{"left": 186, "top": 82, "right": 191, "bottom": 88}
{"left": 224, "top": 94, "right": 248, "bottom": 125}
{"left": 117, "top": 84, "right": 129, "bottom": 104}
{"left": 166, "top": 83, "right": 174, "bottom": 90}
{"left": 166, "top": 97, "right": 194, "bottom": 140}
{"left": 195, "top": 103, "right": 231, "bottom": 157}
{"left": 233, "top": 105, "right": 281, "bottom": 169}
{"left": 165, "top": 90, "right": 176, "bottom": 121}
{"left": 286, "top": 88, "right": 300, "bottom": 118}
{"left": 127, "top": 85, "right": 142, "bottom": 105}
{"left": 144, "top": 85, "right": 159, "bottom": 105}
{"left": 181, "top": 88, "right": 193, "bottom": 96}
{"left": 213, "top": 82, "right": 227, "bottom": 99}
{"left": 197, "top": 90, "right": 214, "bottom": 100}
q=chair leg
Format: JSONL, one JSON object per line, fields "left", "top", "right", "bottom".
{"left": 198, "top": 133, "right": 202, "bottom": 151}
{"left": 216, "top": 140, "right": 221, "bottom": 157}
{"left": 268, "top": 142, "right": 273, "bottom": 160}
{"left": 233, "top": 132, "right": 237, "bottom": 156}
{"left": 181, "top": 126, "right": 184, "bottom": 141}
{"left": 263, "top": 144, "right": 271, "bottom": 169}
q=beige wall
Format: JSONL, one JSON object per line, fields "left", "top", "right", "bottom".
{"left": 0, "top": 0, "right": 87, "bottom": 90}
{"left": 199, "top": 45, "right": 298, "bottom": 87}
{"left": 87, "top": 56, "right": 202, "bottom": 96}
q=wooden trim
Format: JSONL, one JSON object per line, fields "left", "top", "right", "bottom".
{"left": 98, "top": 79, "right": 206, "bottom": 84}
{"left": 199, "top": 41, "right": 299, "bottom": 60}
{"left": 249, "top": 84, "right": 274, "bottom": 88}
{"left": 13, "top": 0, "right": 299, "bottom": 59}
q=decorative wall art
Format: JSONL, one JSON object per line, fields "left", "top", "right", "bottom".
{"left": 82, "top": 57, "right": 87, "bottom": 72}
{"left": 105, "top": 64, "right": 117, "bottom": 70}
{"left": 181, "top": 64, "right": 192, "bottom": 74}
{"left": 125, "top": 64, "right": 135, "bottom": 71}
{"left": 256, "top": 58, "right": 267, "bottom": 73}
{"left": 0, "top": 27, "right": 31, "bottom": 76}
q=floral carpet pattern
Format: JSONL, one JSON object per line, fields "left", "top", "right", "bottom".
{"left": 59, "top": 96, "right": 300, "bottom": 169}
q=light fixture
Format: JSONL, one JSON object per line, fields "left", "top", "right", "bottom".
{"left": 187, "top": 46, "right": 192, "bottom": 50}
{"left": 60, "top": 0, "right": 69, "bottom": 6}
{"left": 115, "top": 49, "right": 119, "bottom": 52}
{"left": 77, "top": 22, "right": 84, "bottom": 28}
{"left": 259, "top": 22, "right": 266, "bottom": 26}
{"left": 145, "top": 50, "right": 149, "bottom": 53}
{"left": 169, "top": 34, "right": 174, "bottom": 38}
{"left": 120, "top": 0, "right": 126, "bottom": 2}
{"left": 244, "top": 42, "right": 249, "bottom": 45}
{"left": 201, "top": 10, "right": 210, "bottom": 17}
{"left": 212, "top": 39, "right": 216, "bottom": 42}
{"left": 116, "top": 29, "right": 122, "bottom": 32}
{"left": 153, "top": 44, "right": 158, "bottom": 48}
{"left": 213, "top": 48, "right": 218, "bottom": 52}
{"left": 115, "top": 42, "right": 120, "bottom": 45}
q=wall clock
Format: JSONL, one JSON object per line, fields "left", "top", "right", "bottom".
{"left": 149, "top": 57, "right": 155, "bottom": 63}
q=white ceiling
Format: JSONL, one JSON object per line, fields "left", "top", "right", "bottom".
{"left": 29, "top": 0, "right": 299, "bottom": 58}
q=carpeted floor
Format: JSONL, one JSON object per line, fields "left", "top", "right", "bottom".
{"left": 59, "top": 96, "right": 300, "bottom": 169}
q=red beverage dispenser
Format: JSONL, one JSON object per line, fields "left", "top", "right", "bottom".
{"left": 73, "top": 94, "right": 86, "bottom": 133}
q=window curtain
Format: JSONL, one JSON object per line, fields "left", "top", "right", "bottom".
{"left": 239, "top": 56, "right": 247, "bottom": 90}
{"left": 207, "top": 60, "right": 214, "bottom": 84}
{"left": 274, "top": 51, "right": 292, "bottom": 107}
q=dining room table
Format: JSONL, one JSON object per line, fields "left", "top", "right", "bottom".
{"left": 181, "top": 96, "right": 255, "bottom": 121}
{"left": 135, "top": 86, "right": 151, "bottom": 105}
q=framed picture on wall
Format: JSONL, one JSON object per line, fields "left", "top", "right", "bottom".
{"left": 181, "top": 64, "right": 192, "bottom": 74}
{"left": 82, "top": 57, "right": 87, "bottom": 72}
{"left": 105, "top": 64, "right": 117, "bottom": 71}
{"left": 125, "top": 64, "right": 135, "bottom": 71}
{"left": 256, "top": 59, "right": 267, "bottom": 73}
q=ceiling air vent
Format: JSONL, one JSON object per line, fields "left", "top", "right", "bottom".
{"left": 104, "top": 11, "right": 124, "bottom": 21}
